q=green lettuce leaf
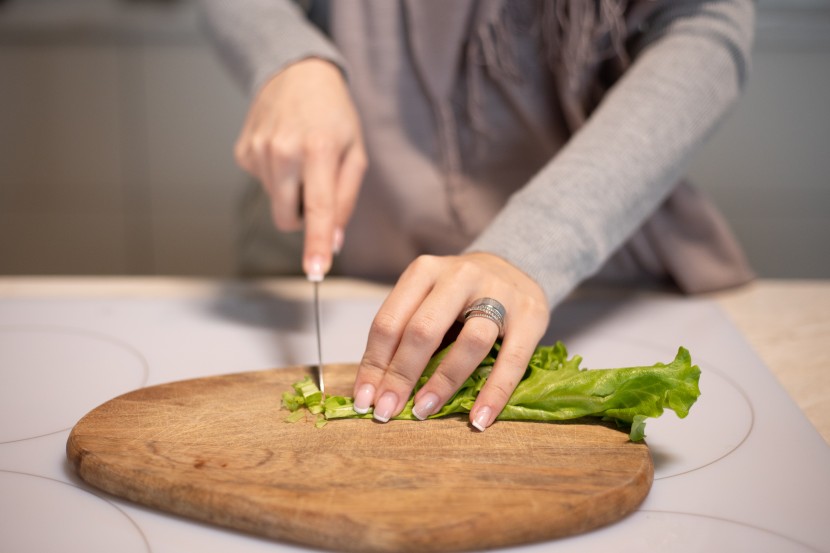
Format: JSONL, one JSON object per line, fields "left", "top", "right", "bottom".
{"left": 281, "top": 342, "right": 701, "bottom": 441}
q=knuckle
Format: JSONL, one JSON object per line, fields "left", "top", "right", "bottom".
{"left": 268, "top": 136, "right": 299, "bottom": 163}
{"left": 429, "top": 368, "right": 465, "bottom": 393}
{"left": 406, "top": 314, "right": 441, "bottom": 346}
{"left": 249, "top": 135, "right": 269, "bottom": 157}
{"left": 233, "top": 141, "right": 250, "bottom": 168}
{"left": 526, "top": 295, "right": 549, "bottom": 318}
{"left": 370, "top": 312, "right": 403, "bottom": 342}
{"left": 463, "top": 324, "right": 496, "bottom": 351}
{"left": 497, "top": 348, "right": 532, "bottom": 371}
{"left": 384, "top": 363, "right": 417, "bottom": 387}
{"left": 516, "top": 286, "right": 548, "bottom": 314}
{"left": 486, "top": 378, "right": 519, "bottom": 404}
{"left": 304, "top": 133, "right": 338, "bottom": 157}
{"left": 454, "top": 257, "right": 483, "bottom": 280}
{"left": 357, "top": 355, "right": 387, "bottom": 380}
{"left": 408, "top": 255, "right": 438, "bottom": 274}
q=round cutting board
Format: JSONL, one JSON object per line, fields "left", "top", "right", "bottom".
{"left": 67, "top": 365, "right": 653, "bottom": 552}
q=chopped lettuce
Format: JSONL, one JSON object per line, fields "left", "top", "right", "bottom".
{"left": 283, "top": 409, "right": 306, "bottom": 423}
{"left": 281, "top": 341, "right": 701, "bottom": 441}
{"left": 284, "top": 376, "right": 324, "bottom": 414}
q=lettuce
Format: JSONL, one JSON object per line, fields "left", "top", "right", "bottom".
{"left": 281, "top": 341, "right": 701, "bottom": 441}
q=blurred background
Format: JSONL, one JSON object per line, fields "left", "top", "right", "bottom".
{"left": 0, "top": 0, "right": 828, "bottom": 278}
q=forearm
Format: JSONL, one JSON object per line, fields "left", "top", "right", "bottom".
{"left": 466, "top": 0, "right": 755, "bottom": 309}
{"left": 196, "top": 0, "right": 347, "bottom": 96}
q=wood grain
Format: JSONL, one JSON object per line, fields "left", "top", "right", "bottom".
{"left": 67, "top": 364, "right": 653, "bottom": 552}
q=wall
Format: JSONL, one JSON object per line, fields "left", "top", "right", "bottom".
{"left": 688, "top": 0, "right": 830, "bottom": 277}
{"left": 0, "top": 0, "right": 248, "bottom": 276}
{"left": 1, "top": 0, "right": 828, "bottom": 278}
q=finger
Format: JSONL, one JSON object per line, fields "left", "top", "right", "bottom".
{"left": 411, "top": 316, "right": 499, "bottom": 420}
{"left": 235, "top": 124, "right": 306, "bottom": 233}
{"left": 301, "top": 136, "right": 339, "bottom": 280}
{"left": 352, "top": 256, "right": 439, "bottom": 413}
{"left": 234, "top": 131, "right": 269, "bottom": 184}
{"left": 268, "top": 174, "right": 303, "bottom": 232}
{"left": 332, "top": 141, "right": 367, "bottom": 254}
{"left": 371, "top": 275, "right": 469, "bottom": 422}
{"left": 259, "top": 131, "right": 302, "bottom": 231}
{"left": 233, "top": 136, "right": 255, "bottom": 176}
{"left": 233, "top": 116, "right": 259, "bottom": 176}
{"left": 469, "top": 315, "right": 547, "bottom": 431}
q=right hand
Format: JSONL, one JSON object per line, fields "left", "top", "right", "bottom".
{"left": 234, "top": 58, "right": 367, "bottom": 280}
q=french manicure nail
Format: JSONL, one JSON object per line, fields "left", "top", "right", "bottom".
{"left": 412, "top": 392, "right": 439, "bottom": 421}
{"left": 472, "top": 406, "right": 493, "bottom": 432}
{"left": 373, "top": 391, "right": 398, "bottom": 423}
{"left": 353, "top": 383, "right": 375, "bottom": 414}
{"left": 305, "top": 255, "right": 325, "bottom": 282}
{"left": 333, "top": 227, "right": 345, "bottom": 256}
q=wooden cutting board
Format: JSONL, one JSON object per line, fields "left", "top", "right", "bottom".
{"left": 67, "top": 364, "right": 653, "bottom": 553}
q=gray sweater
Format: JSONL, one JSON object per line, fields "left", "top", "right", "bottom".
{"left": 199, "top": 0, "right": 755, "bottom": 309}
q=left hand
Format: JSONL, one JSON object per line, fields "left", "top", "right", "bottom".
{"left": 352, "top": 252, "right": 549, "bottom": 430}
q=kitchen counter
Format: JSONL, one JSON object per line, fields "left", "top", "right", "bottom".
{"left": 2, "top": 276, "right": 827, "bottom": 444}
{"left": 707, "top": 279, "right": 830, "bottom": 445}
{"left": 1, "top": 276, "right": 829, "bottom": 552}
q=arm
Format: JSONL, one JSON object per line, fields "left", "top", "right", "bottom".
{"left": 197, "top": 0, "right": 347, "bottom": 96}
{"left": 351, "top": 0, "right": 754, "bottom": 431}
{"left": 197, "top": 0, "right": 365, "bottom": 279}
{"left": 466, "top": 0, "right": 755, "bottom": 308}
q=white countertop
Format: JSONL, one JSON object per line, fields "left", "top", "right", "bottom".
{"left": 2, "top": 276, "right": 826, "bottom": 442}
{"left": 1, "top": 277, "right": 828, "bottom": 552}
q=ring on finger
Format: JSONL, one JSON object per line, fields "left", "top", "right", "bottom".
{"left": 463, "top": 297, "right": 506, "bottom": 337}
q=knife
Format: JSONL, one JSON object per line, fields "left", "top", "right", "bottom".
{"left": 299, "top": 184, "right": 325, "bottom": 395}
{"left": 312, "top": 278, "right": 325, "bottom": 395}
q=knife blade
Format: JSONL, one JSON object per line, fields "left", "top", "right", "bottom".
{"left": 312, "top": 279, "right": 325, "bottom": 395}
{"left": 299, "top": 184, "right": 324, "bottom": 395}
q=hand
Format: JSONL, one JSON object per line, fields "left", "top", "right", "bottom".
{"left": 352, "top": 253, "right": 549, "bottom": 430}
{"left": 234, "top": 58, "right": 367, "bottom": 279}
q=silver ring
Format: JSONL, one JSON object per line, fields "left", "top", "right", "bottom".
{"left": 463, "top": 297, "right": 506, "bottom": 336}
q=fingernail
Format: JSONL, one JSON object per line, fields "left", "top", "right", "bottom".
{"left": 472, "top": 406, "right": 493, "bottom": 432}
{"left": 305, "top": 254, "right": 325, "bottom": 282}
{"left": 373, "top": 391, "right": 398, "bottom": 423}
{"left": 412, "top": 392, "right": 439, "bottom": 421}
{"left": 333, "top": 227, "right": 345, "bottom": 256}
{"left": 353, "top": 383, "right": 375, "bottom": 414}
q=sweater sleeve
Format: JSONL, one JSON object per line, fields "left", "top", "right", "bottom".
{"left": 464, "top": 0, "right": 755, "bottom": 309}
{"left": 196, "top": 0, "right": 347, "bottom": 97}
